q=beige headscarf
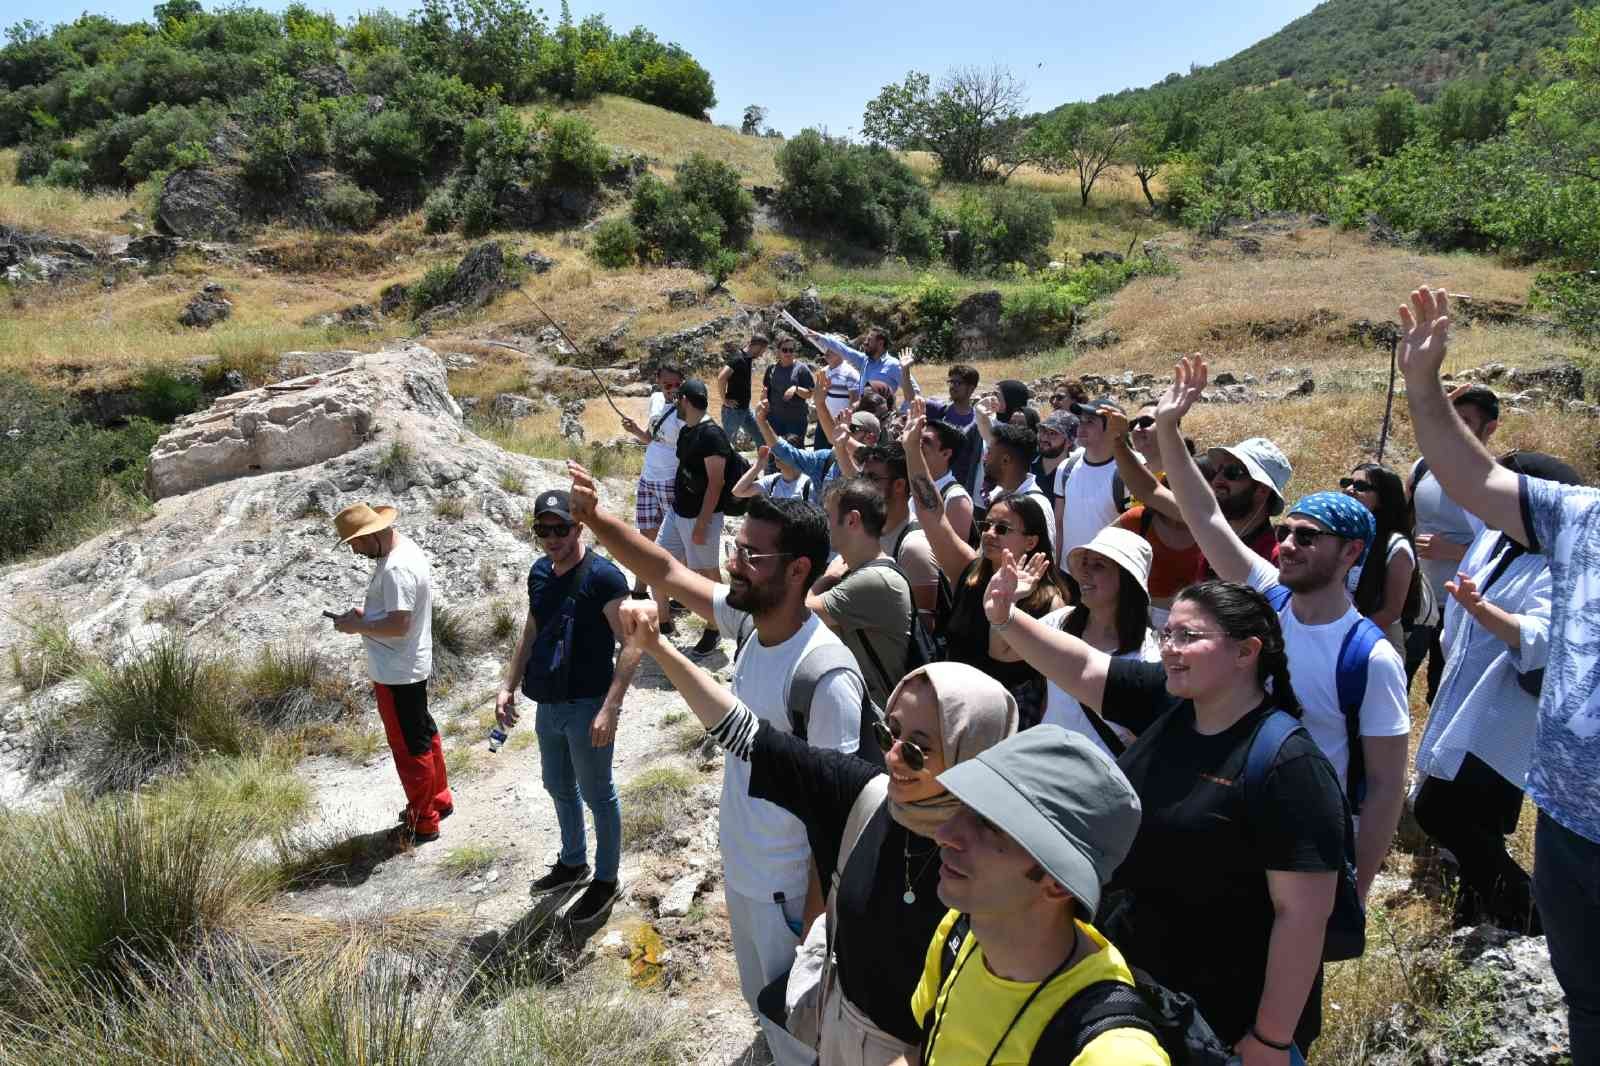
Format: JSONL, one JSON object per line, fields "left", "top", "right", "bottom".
{"left": 884, "top": 662, "right": 1020, "bottom": 838}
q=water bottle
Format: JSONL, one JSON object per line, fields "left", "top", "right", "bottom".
{"left": 488, "top": 725, "right": 509, "bottom": 753}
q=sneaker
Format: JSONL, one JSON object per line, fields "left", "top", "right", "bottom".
{"left": 386, "top": 823, "right": 439, "bottom": 848}
{"left": 690, "top": 627, "right": 721, "bottom": 658}
{"left": 398, "top": 805, "right": 453, "bottom": 824}
{"left": 529, "top": 861, "right": 591, "bottom": 897}
{"left": 566, "top": 879, "right": 619, "bottom": 925}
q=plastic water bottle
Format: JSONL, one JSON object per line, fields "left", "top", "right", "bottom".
{"left": 488, "top": 725, "right": 509, "bottom": 753}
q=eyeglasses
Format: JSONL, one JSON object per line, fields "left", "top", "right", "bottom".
{"left": 1339, "top": 477, "right": 1375, "bottom": 494}
{"left": 533, "top": 523, "right": 573, "bottom": 539}
{"left": 725, "top": 542, "right": 793, "bottom": 567}
{"left": 1157, "top": 626, "right": 1223, "bottom": 649}
{"left": 779, "top": 346, "right": 798, "bottom": 353}
{"left": 1130, "top": 416, "right": 1156, "bottom": 430}
{"left": 1275, "top": 525, "right": 1342, "bottom": 548}
{"left": 849, "top": 425, "right": 873, "bottom": 437}
{"left": 873, "top": 718, "right": 927, "bottom": 771}
{"left": 1215, "top": 462, "right": 1251, "bottom": 481}
{"left": 975, "top": 519, "right": 1018, "bottom": 537}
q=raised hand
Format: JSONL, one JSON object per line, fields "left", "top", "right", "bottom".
{"left": 983, "top": 550, "right": 1022, "bottom": 625}
{"left": 976, "top": 395, "right": 998, "bottom": 422}
{"left": 1013, "top": 551, "right": 1052, "bottom": 600}
{"left": 898, "top": 347, "right": 917, "bottom": 369}
{"left": 909, "top": 395, "right": 927, "bottom": 423}
{"left": 902, "top": 413, "right": 926, "bottom": 453}
{"left": 755, "top": 399, "right": 771, "bottom": 424}
{"left": 1397, "top": 287, "right": 1451, "bottom": 382}
{"left": 1445, "top": 572, "right": 1484, "bottom": 615}
{"left": 568, "top": 460, "right": 600, "bottom": 521}
{"left": 620, "top": 414, "right": 641, "bottom": 434}
{"left": 1103, "top": 407, "right": 1130, "bottom": 440}
{"left": 1154, "top": 353, "right": 1207, "bottom": 428}
{"left": 619, "top": 599, "right": 664, "bottom": 652}
{"left": 756, "top": 444, "right": 771, "bottom": 470}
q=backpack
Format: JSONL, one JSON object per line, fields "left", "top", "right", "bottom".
{"left": 1243, "top": 711, "right": 1367, "bottom": 962}
{"left": 678, "top": 425, "right": 752, "bottom": 517}
{"left": 733, "top": 615, "right": 885, "bottom": 768}
{"left": 893, "top": 522, "right": 956, "bottom": 655}
{"left": 520, "top": 553, "right": 597, "bottom": 703}
{"left": 1405, "top": 457, "right": 1430, "bottom": 498}
{"left": 921, "top": 915, "right": 1234, "bottom": 1066}
{"left": 1263, "top": 584, "right": 1384, "bottom": 813}
{"left": 849, "top": 558, "right": 942, "bottom": 697}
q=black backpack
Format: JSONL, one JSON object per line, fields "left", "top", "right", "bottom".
{"left": 892, "top": 522, "right": 955, "bottom": 655}
{"left": 940, "top": 479, "right": 982, "bottom": 550}
{"left": 921, "top": 915, "right": 1234, "bottom": 1066}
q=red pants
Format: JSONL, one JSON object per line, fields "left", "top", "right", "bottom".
{"left": 373, "top": 680, "right": 453, "bottom": 834}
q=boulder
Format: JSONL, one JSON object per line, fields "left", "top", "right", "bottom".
{"left": 300, "top": 64, "right": 355, "bottom": 98}
{"left": 442, "top": 242, "right": 510, "bottom": 310}
{"left": 1234, "top": 236, "right": 1263, "bottom": 255}
{"left": 157, "top": 169, "right": 245, "bottom": 240}
{"left": 379, "top": 283, "right": 410, "bottom": 316}
{"left": 521, "top": 250, "right": 556, "bottom": 274}
{"left": 659, "top": 870, "right": 708, "bottom": 918}
{"left": 0, "top": 244, "right": 17, "bottom": 268}
{"left": 1508, "top": 362, "right": 1584, "bottom": 402}
{"left": 954, "top": 291, "right": 1003, "bottom": 357}
{"left": 770, "top": 252, "right": 807, "bottom": 280}
{"left": 666, "top": 288, "right": 699, "bottom": 309}
{"left": 784, "top": 287, "right": 826, "bottom": 329}
{"left": 558, "top": 399, "right": 586, "bottom": 444}
{"left": 1082, "top": 250, "right": 1124, "bottom": 265}
{"left": 304, "top": 304, "right": 379, "bottom": 333}
{"left": 493, "top": 394, "right": 537, "bottom": 420}
{"left": 416, "top": 302, "right": 465, "bottom": 333}
{"left": 127, "top": 234, "right": 184, "bottom": 262}
{"left": 178, "top": 283, "right": 233, "bottom": 329}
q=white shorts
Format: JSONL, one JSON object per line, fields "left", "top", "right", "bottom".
{"left": 656, "top": 511, "right": 724, "bottom": 571}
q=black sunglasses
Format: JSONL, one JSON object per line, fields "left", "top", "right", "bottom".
{"left": 1275, "top": 525, "right": 1342, "bottom": 548}
{"left": 873, "top": 718, "right": 926, "bottom": 771}
{"left": 1339, "top": 477, "right": 1375, "bottom": 494}
{"left": 1215, "top": 462, "right": 1251, "bottom": 481}
{"left": 975, "top": 519, "right": 1018, "bottom": 537}
{"left": 534, "top": 522, "right": 574, "bottom": 539}
{"left": 1130, "top": 415, "right": 1156, "bottom": 430}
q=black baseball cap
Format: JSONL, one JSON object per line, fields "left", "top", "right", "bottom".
{"left": 1070, "top": 396, "right": 1125, "bottom": 420}
{"left": 679, "top": 379, "right": 710, "bottom": 410}
{"left": 534, "top": 490, "right": 573, "bottom": 521}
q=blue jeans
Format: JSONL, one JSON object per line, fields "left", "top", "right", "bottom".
{"left": 535, "top": 696, "right": 621, "bottom": 882}
{"left": 720, "top": 405, "right": 759, "bottom": 450}
{"left": 1534, "top": 810, "right": 1600, "bottom": 1065}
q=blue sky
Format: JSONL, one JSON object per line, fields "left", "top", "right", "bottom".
{"left": 9, "top": 0, "right": 1324, "bottom": 132}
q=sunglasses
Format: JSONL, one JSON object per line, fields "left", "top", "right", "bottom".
{"left": 975, "top": 519, "right": 1019, "bottom": 537}
{"left": 534, "top": 522, "right": 573, "bottom": 539}
{"left": 873, "top": 718, "right": 927, "bottom": 771}
{"left": 1275, "top": 525, "right": 1343, "bottom": 548}
{"left": 1130, "top": 416, "right": 1156, "bottom": 430}
{"left": 1215, "top": 462, "right": 1251, "bottom": 482}
{"left": 1339, "top": 477, "right": 1375, "bottom": 494}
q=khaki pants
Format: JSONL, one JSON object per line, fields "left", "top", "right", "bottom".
{"left": 819, "top": 978, "right": 919, "bottom": 1066}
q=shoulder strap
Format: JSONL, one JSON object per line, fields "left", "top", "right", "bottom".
{"left": 1243, "top": 709, "right": 1302, "bottom": 798}
{"left": 1028, "top": 980, "right": 1159, "bottom": 1066}
{"left": 1477, "top": 535, "right": 1527, "bottom": 594}
{"left": 786, "top": 641, "right": 864, "bottom": 740}
{"left": 939, "top": 479, "right": 958, "bottom": 500}
{"left": 1138, "top": 506, "right": 1155, "bottom": 536}
{"left": 922, "top": 913, "right": 974, "bottom": 1061}
{"left": 795, "top": 473, "right": 813, "bottom": 501}
{"left": 1407, "top": 457, "right": 1430, "bottom": 497}
{"left": 1111, "top": 470, "right": 1127, "bottom": 511}
{"left": 833, "top": 775, "right": 890, "bottom": 895}
{"left": 892, "top": 522, "right": 919, "bottom": 560}
{"left": 1336, "top": 617, "right": 1385, "bottom": 811}
{"left": 1264, "top": 583, "right": 1293, "bottom": 613}
{"left": 733, "top": 612, "right": 756, "bottom": 661}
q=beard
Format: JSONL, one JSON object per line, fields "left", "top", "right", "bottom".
{"left": 1278, "top": 551, "right": 1345, "bottom": 594}
{"left": 1039, "top": 443, "right": 1066, "bottom": 460}
{"left": 1216, "top": 486, "right": 1256, "bottom": 520}
{"left": 726, "top": 573, "right": 782, "bottom": 614}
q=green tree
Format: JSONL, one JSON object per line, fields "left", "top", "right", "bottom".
{"left": 1372, "top": 87, "right": 1420, "bottom": 156}
{"left": 1028, "top": 103, "right": 1130, "bottom": 207}
{"left": 862, "top": 65, "right": 1027, "bottom": 182}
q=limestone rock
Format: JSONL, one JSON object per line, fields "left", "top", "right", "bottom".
{"left": 1508, "top": 362, "right": 1584, "bottom": 402}
{"left": 126, "top": 234, "right": 184, "bottom": 262}
{"left": 179, "top": 283, "right": 233, "bottom": 328}
{"left": 442, "top": 242, "right": 511, "bottom": 310}
{"left": 379, "top": 283, "right": 410, "bottom": 316}
{"left": 659, "top": 870, "right": 708, "bottom": 918}
{"left": 493, "top": 394, "right": 537, "bottom": 420}
{"left": 1082, "top": 250, "right": 1124, "bottom": 265}
{"left": 522, "top": 250, "right": 557, "bottom": 274}
{"left": 954, "top": 291, "right": 1003, "bottom": 357}
{"left": 770, "top": 252, "right": 807, "bottom": 280}
{"left": 157, "top": 169, "right": 244, "bottom": 240}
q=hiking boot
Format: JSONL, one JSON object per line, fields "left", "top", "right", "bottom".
{"left": 566, "top": 879, "right": 619, "bottom": 926}
{"left": 690, "top": 626, "right": 721, "bottom": 658}
{"left": 386, "top": 823, "right": 440, "bottom": 848}
{"left": 529, "top": 861, "right": 591, "bottom": 897}
{"left": 398, "top": 805, "right": 453, "bottom": 824}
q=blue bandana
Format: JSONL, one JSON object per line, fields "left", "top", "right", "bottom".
{"left": 1287, "top": 491, "right": 1376, "bottom": 567}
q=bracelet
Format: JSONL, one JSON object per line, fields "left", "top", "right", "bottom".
{"left": 1250, "top": 1026, "right": 1293, "bottom": 1052}
{"left": 992, "top": 609, "right": 1014, "bottom": 633}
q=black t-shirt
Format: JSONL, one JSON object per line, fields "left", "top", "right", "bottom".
{"left": 1032, "top": 456, "right": 1063, "bottom": 509}
{"left": 941, "top": 560, "right": 1047, "bottom": 726}
{"left": 523, "top": 550, "right": 630, "bottom": 701}
{"left": 1102, "top": 660, "right": 1347, "bottom": 1047}
{"left": 725, "top": 350, "right": 755, "bottom": 407}
{"left": 764, "top": 362, "right": 815, "bottom": 426}
{"left": 747, "top": 723, "right": 948, "bottom": 1046}
{"left": 674, "top": 419, "right": 735, "bottom": 519}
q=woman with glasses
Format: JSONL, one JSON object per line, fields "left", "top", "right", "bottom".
{"left": 617, "top": 600, "right": 1019, "bottom": 1066}
{"left": 982, "top": 562, "right": 1347, "bottom": 1063}
{"left": 1340, "top": 464, "right": 1419, "bottom": 652}
{"left": 904, "top": 414, "right": 1069, "bottom": 727}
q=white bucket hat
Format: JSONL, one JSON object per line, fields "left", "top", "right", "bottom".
{"left": 1206, "top": 437, "right": 1293, "bottom": 516}
{"left": 1067, "top": 527, "right": 1153, "bottom": 597}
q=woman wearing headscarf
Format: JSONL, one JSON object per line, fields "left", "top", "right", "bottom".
{"left": 1412, "top": 451, "right": 1577, "bottom": 934}
{"left": 616, "top": 600, "right": 1019, "bottom": 1066}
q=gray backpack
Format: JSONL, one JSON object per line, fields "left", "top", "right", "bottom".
{"left": 734, "top": 614, "right": 885, "bottom": 768}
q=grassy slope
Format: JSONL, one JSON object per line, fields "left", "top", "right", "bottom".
{"left": 561, "top": 94, "right": 783, "bottom": 186}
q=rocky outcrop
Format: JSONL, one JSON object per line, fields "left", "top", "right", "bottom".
{"left": 157, "top": 168, "right": 245, "bottom": 240}
{"left": 144, "top": 343, "right": 464, "bottom": 499}
{"left": 178, "top": 283, "right": 233, "bottom": 328}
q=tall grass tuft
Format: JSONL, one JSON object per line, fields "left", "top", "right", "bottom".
{"left": 74, "top": 635, "right": 257, "bottom": 791}
{"left": 145, "top": 754, "right": 313, "bottom": 835}
{"left": 242, "top": 641, "right": 350, "bottom": 726}
{"left": 7, "top": 614, "right": 84, "bottom": 692}
{"left": 0, "top": 798, "right": 275, "bottom": 1011}
{"left": 619, "top": 765, "right": 697, "bottom": 848}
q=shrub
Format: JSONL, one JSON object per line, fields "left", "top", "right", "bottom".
{"left": 626, "top": 154, "right": 753, "bottom": 269}
{"left": 43, "top": 157, "right": 90, "bottom": 189}
{"left": 319, "top": 179, "right": 380, "bottom": 230}
{"left": 408, "top": 265, "right": 457, "bottom": 315}
{"left": 775, "top": 129, "right": 936, "bottom": 256}
{"left": 8, "top": 614, "right": 84, "bottom": 693}
{"left": 544, "top": 111, "right": 610, "bottom": 188}
{"left": 135, "top": 365, "right": 202, "bottom": 422}
{"left": 423, "top": 186, "right": 459, "bottom": 233}
{"left": 431, "top": 602, "right": 471, "bottom": 659}
{"left": 78, "top": 103, "right": 220, "bottom": 188}
{"left": 945, "top": 187, "right": 1054, "bottom": 274}
{"left": 242, "top": 642, "right": 347, "bottom": 726}
{"left": 1531, "top": 269, "right": 1600, "bottom": 340}
{"left": 911, "top": 276, "right": 959, "bottom": 361}
{"left": 331, "top": 104, "right": 429, "bottom": 196}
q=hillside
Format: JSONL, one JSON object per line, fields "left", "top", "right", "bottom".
{"left": 1092, "top": 0, "right": 1580, "bottom": 107}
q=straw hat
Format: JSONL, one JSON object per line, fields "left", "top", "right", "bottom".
{"left": 334, "top": 502, "right": 398, "bottom": 544}
{"left": 1066, "top": 527, "right": 1152, "bottom": 594}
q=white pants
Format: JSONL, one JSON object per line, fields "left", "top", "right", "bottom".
{"left": 726, "top": 888, "right": 816, "bottom": 1066}
{"left": 820, "top": 979, "right": 919, "bottom": 1066}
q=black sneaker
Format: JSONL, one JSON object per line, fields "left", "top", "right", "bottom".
{"left": 690, "top": 627, "right": 721, "bottom": 657}
{"left": 397, "top": 805, "right": 453, "bottom": 824}
{"left": 566, "top": 879, "right": 619, "bottom": 925}
{"left": 386, "top": 823, "right": 439, "bottom": 848}
{"left": 529, "top": 861, "right": 591, "bottom": 897}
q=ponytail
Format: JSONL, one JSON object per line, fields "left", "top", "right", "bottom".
{"left": 1174, "top": 580, "right": 1302, "bottom": 719}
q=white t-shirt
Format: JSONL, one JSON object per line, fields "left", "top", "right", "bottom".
{"left": 758, "top": 471, "right": 812, "bottom": 500}
{"left": 1345, "top": 532, "right": 1417, "bottom": 599}
{"left": 1037, "top": 607, "right": 1160, "bottom": 757}
{"left": 934, "top": 470, "right": 973, "bottom": 513}
{"left": 823, "top": 362, "right": 861, "bottom": 421}
{"left": 713, "top": 586, "right": 864, "bottom": 897}
{"left": 640, "top": 392, "right": 683, "bottom": 483}
{"left": 1057, "top": 449, "right": 1124, "bottom": 557}
{"left": 1244, "top": 554, "right": 1410, "bottom": 790}
{"left": 362, "top": 534, "right": 433, "bottom": 685}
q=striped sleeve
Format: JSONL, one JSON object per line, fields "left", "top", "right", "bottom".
{"left": 706, "top": 702, "right": 760, "bottom": 760}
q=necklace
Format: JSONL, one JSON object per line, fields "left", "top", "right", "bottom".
{"left": 902, "top": 836, "right": 941, "bottom": 904}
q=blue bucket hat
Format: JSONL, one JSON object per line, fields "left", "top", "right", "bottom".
{"left": 1287, "top": 491, "right": 1376, "bottom": 567}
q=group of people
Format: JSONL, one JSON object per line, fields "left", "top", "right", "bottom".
{"left": 326, "top": 284, "right": 1599, "bottom": 1066}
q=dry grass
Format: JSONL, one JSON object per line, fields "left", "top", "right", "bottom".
{"left": 237, "top": 907, "right": 465, "bottom": 984}
{"left": 562, "top": 95, "right": 781, "bottom": 185}
{"left": 0, "top": 148, "right": 140, "bottom": 235}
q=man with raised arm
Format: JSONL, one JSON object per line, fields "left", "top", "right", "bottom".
{"left": 1398, "top": 286, "right": 1600, "bottom": 1065}
{"left": 795, "top": 321, "right": 906, "bottom": 394}
{"left": 566, "top": 462, "right": 867, "bottom": 1066}
{"left": 918, "top": 416, "right": 976, "bottom": 546}
{"left": 1157, "top": 355, "right": 1409, "bottom": 905}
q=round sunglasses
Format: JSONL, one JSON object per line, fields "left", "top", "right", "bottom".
{"left": 873, "top": 718, "right": 928, "bottom": 771}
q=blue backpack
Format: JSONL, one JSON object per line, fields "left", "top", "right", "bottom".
{"left": 1263, "top": 584, "right": 1384, "bottom": 812}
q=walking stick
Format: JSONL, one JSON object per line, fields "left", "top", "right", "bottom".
{"left": 1376, "top": 327, "right": 1399, "bottom": 463}
{"left": 514, "top": 287, "right": 628, "bottom": 420}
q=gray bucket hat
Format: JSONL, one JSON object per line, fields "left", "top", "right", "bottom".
{"left": 937, "top": 725, "right": 1141, "bottom": 917}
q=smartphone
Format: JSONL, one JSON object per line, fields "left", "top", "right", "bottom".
{"left": 321, "top": 610, "right": 339, "bottom": 620}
